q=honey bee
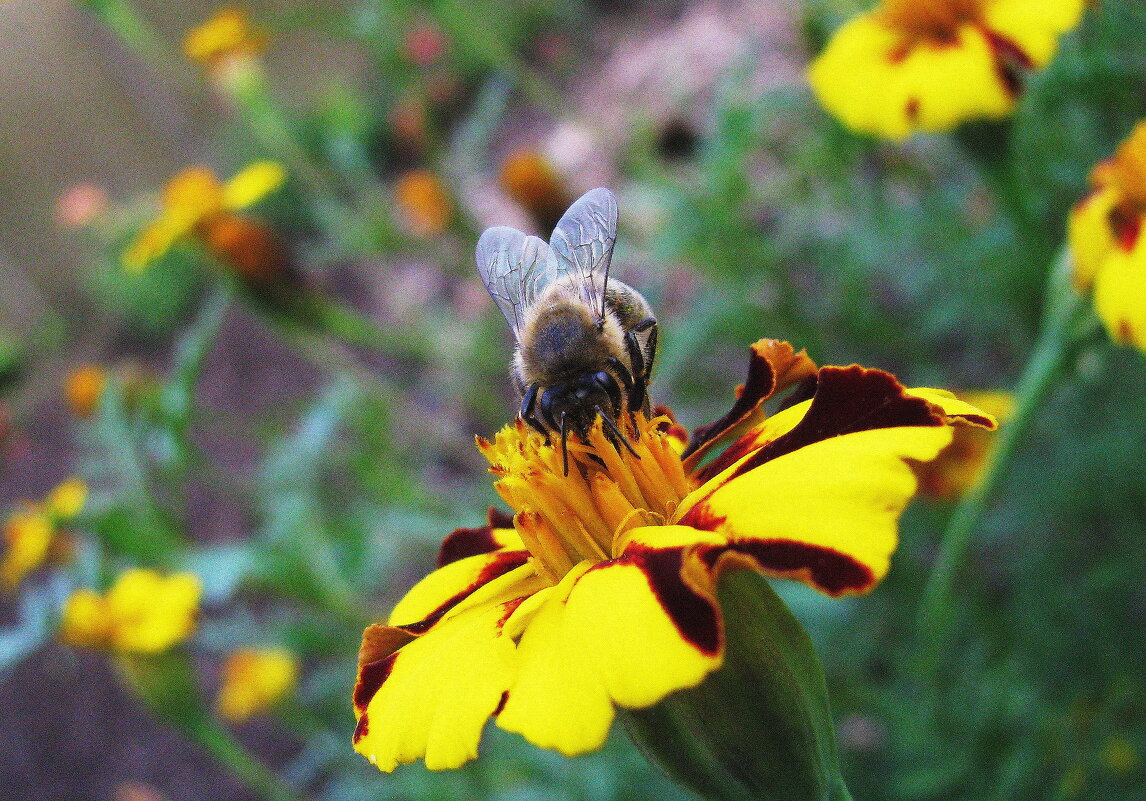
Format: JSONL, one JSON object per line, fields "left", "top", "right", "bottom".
{"left": 476, "top": 188, "right": 658, "bottom": 472}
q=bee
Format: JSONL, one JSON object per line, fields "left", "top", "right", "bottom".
{"left": 476, "top": 187, "right": 658, "bottom": 473}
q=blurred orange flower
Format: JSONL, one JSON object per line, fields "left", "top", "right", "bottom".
{"left": 395, "top": 169, "right": 453, "bottom": 237}
{"left": 216, "top": 647, "right": 298, "bottom": 722}
{"left": 498, "top": 149, "right": 572, "bottom": 234}
{"left": 184, "top": 7, "right": 266, "bottom": 70}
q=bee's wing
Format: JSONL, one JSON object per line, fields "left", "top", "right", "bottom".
{"left": 475, "top": 226, "right": 556, "bottom": 339}
{"left": 548, "top": 187, "right": 618, "bottom": 323}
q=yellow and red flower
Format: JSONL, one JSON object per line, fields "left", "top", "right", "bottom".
{"left": 807, "top": 0, "right": 1085, "bottom": 140}
{"left": 352, "top": 340, "right": 995, "bottom": 771}
{"left": 123, "top": 161, "right": 286, "bottom": 281}
{"left": 394, "top": 169, "right": 453, "bottom": 238}
{"left": 60, "top": 568, "right": 201, "bottom": 654}
{"left": 1, "top": 478, "right": 86, "bottom": 590}
{"left": 1068, "top": 121, "right": 1146, "bottom": 351}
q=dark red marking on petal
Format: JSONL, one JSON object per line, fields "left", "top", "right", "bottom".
{"left": 354, "top": 653, "right": 398, "bottom": 712}
{"left": 905, "top": 97, "right": 921, "bottom": 122}
{"left": 353, "top": 713, "right": 369, "bottom": 743}
{"left": 677, "top": 500, "right": 728, "bottom": 533}
{"left": 725, "top": 366, "right": 942, "bottom": 482}
{"left": 683, "top": 344, "right": 777, "bottom": 460}
{"left": 492, "top": 691, "right": 509, "bottom": 717}
{"left": 617, "top": 545, "right": 722, "bottom": 656}
{"left": 706, "top": 540, "right": 875, "bottom": 597}
{"left": 692, "top": 431, "right": 764, "bottom": 485}
{"left": 488, "top": 507, "right": 515, "bottom": 529}
{"left": 437, "top": 509, "right": 516, "bottom": 566}
{"left": 683, "top": 341, "right": 816, "bottom": 464}
{"left": 1109, "top": 205, "right": 1143, "bottom": 253}
{"left": 399, "top": 550, "right": 530, "bottom": 635}
{"left": 887, "top": 42, "right": 912, "bottom": 64}
{"left": 980, "top": 27, "right": 1034, "bottom": 99}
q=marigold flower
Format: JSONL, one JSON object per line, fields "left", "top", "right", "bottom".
{"left": 183, "top": 7, "right": 266, "bottom": 69}
{"left": 1, "top": 478, "right": 86, "bottom": 590}
{"left": 395, "top": 169, "right": 453, "bottom": 237}
{"left": 1068, "top": 121, "right": 1146, "bottom": 351}
{"left": 60, "top": 568, "right": 201, "bottom": 654}
{"left": 216, "top": 647, "right": 298, "bottom": 722}
{"left": 122, "top": 161, "right": 286, "bottom": 278}
{"left": 917, "top": 389, "right": 1013, "bottom": 499}
{"left": 352, "top": 339, "right": 995, "bottom": 771}
{"left": 807, "top": 0, "right": 1085, "bottom": 140}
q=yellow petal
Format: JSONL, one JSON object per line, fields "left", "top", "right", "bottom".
{"left": 46, "top": 477, "right": 87, "bottom": 520}
{"left": 1, "top": 509, "right": 53, "bottom": 590}
{"left": 105, "top": 569, "right": 201, "bottom": 653}
{"left": 1068, "top": 188, "right": 1120, "bottom": 290}
{"left": 498, "top": 546, "right": 725, "bottom": 755}
{"left": 59, "top": 587, "right": 111, "bottom": 648}
{"left": 122, "top": 216, "right": 188, "bottom": 273}
{"left": 984, "top": 0, "right": 1086, "bottom": 68}
{"left": 1093, "top": 236, "right": 1146, "bottom": 351}
{"left": 165, "top": 166, "right": 224, "bottom": 220}
{"left": 907, "top": 388, "right": 1000, "bottom": 429}
{"left": 387, "top": 550, "right": 531, "bottom": 628}
{"left": 354, "top": 597, "right": 521, "bottom": 772}
{"left": 680, "top": 425, "right": 953, "bottom": 595}
{"left": 222, "top": 161, "right": 286, "bottom": 210}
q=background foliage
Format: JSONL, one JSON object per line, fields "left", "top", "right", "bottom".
{"left": 1, "top": 1, "right": 1143, "bottom": 799}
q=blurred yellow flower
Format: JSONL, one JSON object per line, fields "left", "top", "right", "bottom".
{"left": 1069, "top": 121, "right": 1146, "bottom": 351}
{"left": 395, "top": 169, "right": 453, "bottom": 237}
{"left": 122, "top": 161, "right": 285, "bottom": 274}
{"left": 918, "top": 389, "right": 1013, "bottom": 499}
{"left": 808, "top": 0, "right": 1085, "bottom": 139}
{"left": 183, "top": 7, "right": 266, "bottom": 68}
{"left": 216, "top": 647, "right": 298, "bottom": 722}
{"left": 60, "top": 569, "right": 201, "bottom": 654}
{"left": 1, "top": 478, "right": 86, "bottom": 590}
{"left": 66, "top": 363, "right": 107, "bottom": 418}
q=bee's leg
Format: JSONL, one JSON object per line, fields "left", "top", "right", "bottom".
{"left": 560, "top": 412, "right": 570, "bottom": 477}
{"left": 633, "top": 318, "right": 658, "bottom": 380}
{"left": 624, "top": 320, "right": 657, "bottom": 411}
{"left": 520, "top": 383, "right": 550, "bottom": 441}
{"left": 596, "top": 406, "right": 640, "bottom": 459}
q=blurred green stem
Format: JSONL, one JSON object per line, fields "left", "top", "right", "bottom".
{"left": 918, "top": 249, "right": 1099, "bottom": 671}
{"left": 187, "top": 719, "right": 301, "bottom": 801}
{"left": 83, "top": 0, "right": 196, "bottom": 91}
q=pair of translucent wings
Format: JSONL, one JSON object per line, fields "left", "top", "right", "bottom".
{"left": 475, "top": 187, "right": 618, "bottom": 341}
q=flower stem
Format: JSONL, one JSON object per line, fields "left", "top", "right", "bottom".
{"left": 917, "top": 250, "right": 1097, "bottom": 671}
{"left": 186, "top": 719, "right": 301, "bottom": 801}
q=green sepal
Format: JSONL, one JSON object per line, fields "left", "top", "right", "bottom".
{"left": 622, "top": 569, "right": 852, "bottom": 801}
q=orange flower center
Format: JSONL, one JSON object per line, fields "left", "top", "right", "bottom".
{"left": 877, "top": 0, "right": 984, "bottom": 43}
{"left": 478, "top": 414, "right": 693, "bottom": 583}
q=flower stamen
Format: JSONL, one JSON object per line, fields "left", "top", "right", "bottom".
{"left": 482, "top": 414, "right": 693, "bottom": 580}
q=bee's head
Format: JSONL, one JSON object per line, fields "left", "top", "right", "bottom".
{"left": 539, "top": 370, "right": 623, "bottom": 439}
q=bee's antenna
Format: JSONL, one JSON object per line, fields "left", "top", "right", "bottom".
{"left": 597, "top": 407, "right": 640, "bottom": 460}
{"left": 560, "top": 412, "right": 570, "bottom": 477}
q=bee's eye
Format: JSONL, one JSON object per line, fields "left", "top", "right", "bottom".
{"left": 592, "top": 371, "right": 613, "bottom": 388}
